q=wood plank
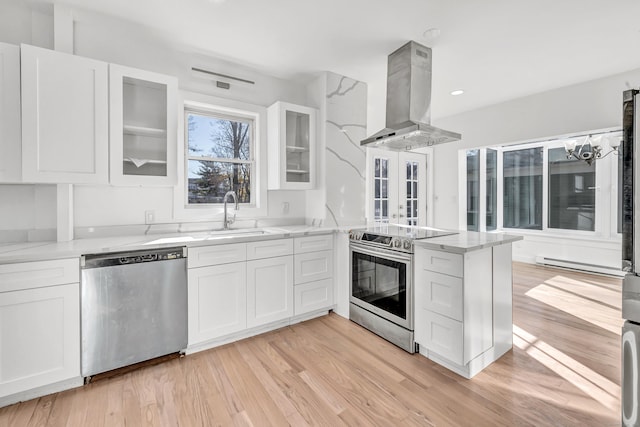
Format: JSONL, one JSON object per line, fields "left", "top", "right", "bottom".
{"left": 0, "top": 262, "right": 622, "bottom": 426}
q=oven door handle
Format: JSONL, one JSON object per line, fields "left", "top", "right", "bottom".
{"left": 349, "top": 243, "right": 412, "bottom": 263}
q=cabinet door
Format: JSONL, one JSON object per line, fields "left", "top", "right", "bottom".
{"left": 0, "top": 283, "right": 80, "bottom": 398}
{"left": 267, "top": 101, "right": 317, "bottom": 190}
{"left": 109, "top": 64, "right": 178, "bottom": 186}
{"left": 0, "top": 43, "right": 21, "bottom": 182}
{"left": 246, "top": 256, "right": 293, "bottom": 328}
{"left": 0, "top": 258, "right": 79, "bottom": 293}
{"left": 293, "top": 234, "right": 333, "bottom": 254}
{"left": 187, "top": 243, "right": 246, "bottom": 268}
{"left": 294, "top": 250, "right": 333, "bottom": 285}
{"left": 246, "top": 238, "right": 293, "bottom": 260}
{"left": 21, "top": 44, "right": 108, "bottom": 183}
{"left": 415, "top": 307, "right": 464, "bottom": 366}
{"left": 294, "top": 278, "right": 334, "bottom": 316}
{"left": 415, "top": 270, "right": 463, "bottom": 322}
{"left": 187, "top": 263, "right": 246, "bottom": 345}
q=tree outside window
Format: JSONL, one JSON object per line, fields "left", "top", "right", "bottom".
{"left": 186, "top": 111, "right": 253, "bottom": 204}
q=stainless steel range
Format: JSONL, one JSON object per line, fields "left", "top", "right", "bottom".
{"left": 348, "top": 224, "right": 457, "bottom": 353}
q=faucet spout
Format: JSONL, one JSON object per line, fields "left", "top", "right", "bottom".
{"left": 223, "top": 191, "right": 239, "bottom": 230}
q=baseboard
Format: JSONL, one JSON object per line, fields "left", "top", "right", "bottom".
{"left": 185, "top": 308, "right": 332, "bottom": 355}
{"left": 0, "top": 377, "right": 84, "bottom": 408}
{"left": 534, "top": 256, "right": 625, "bottom": 277}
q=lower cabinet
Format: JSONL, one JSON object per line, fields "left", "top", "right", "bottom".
{"left": 187, "top": 262, "right": 246, "bottom": 345}
{"left": 186, "top": 234, "right": 334, "bottom": 350}
{"left": 246, "top": 256, "right": 294, "bottom": 328}
{"left": 414, "top": 246, "right": 496, "bottom": 377}
{"left": 0, "top": 282, "right": 80, "bottom": 398}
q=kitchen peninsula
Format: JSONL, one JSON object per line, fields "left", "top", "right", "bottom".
{"left": 413, "top": 231, "right": 523, "bottom": 378}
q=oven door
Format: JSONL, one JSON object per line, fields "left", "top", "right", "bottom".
{"left": 349, "top": 242, "right": 413, "bottom": 330}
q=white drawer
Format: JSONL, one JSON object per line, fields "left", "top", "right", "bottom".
{"left": 294, "top": 278, "right": 334, "bottom": 316}
{"left": 0, "top": 258, "right": 79, "bottom": 293}
{"left": 416, "top": 271, "right": 463, "bottom": 321}
{"left": 294, "top": 234, "right": 333, "bottom": 254}
{"left": 188, "top": 243, "right": 246, "bottom": 268}
{"left": 247, "top": 238, "right": 293, "bottom": 260}
{"left": 294, "top": 250, "right": 333, "bottom": 284}
{"left": 419, "top": 310, "right": 463, "bottom": 366}
{"left": 417, "top": 247, "right": 463, "bottom": 278}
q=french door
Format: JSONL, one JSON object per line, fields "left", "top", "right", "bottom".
{"left": 367, "top": 148, "right": 428, "bottom": 226}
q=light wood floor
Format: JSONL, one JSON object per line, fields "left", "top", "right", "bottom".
{"left": 0, "top": 262, "right": 623, "bottom": 426}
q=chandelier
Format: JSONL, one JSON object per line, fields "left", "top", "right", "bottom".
{"left": 563, "top": 134, "right": 621, "bottom": 166}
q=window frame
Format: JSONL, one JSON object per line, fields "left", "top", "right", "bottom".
{"left": 459, "top": 127, "right": 622, "bottom": 241}
{"left": 184, "top": 108, "right": 255, "bottom": 206}
{"left": 173, "top": 91, "right": 268, "bottom": 221}
{"left": 501, "top": 143, "right": 546, "bottom": 232}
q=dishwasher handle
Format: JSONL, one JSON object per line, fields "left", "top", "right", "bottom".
{"left": 81, "top": 246, "right": 186, "bottom": 269}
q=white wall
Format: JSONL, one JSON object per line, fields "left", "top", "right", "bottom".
{"left": 0, "top": 2, "right": 314, "bottom": 239}
{"left": 431, "top": 68, "right": 640, "bottom": 267}
{"left": 0, "top": 185, "right": 56, "bottom": 242}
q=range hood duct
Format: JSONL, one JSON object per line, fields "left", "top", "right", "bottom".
{"left": 361, "top": 41, "right": 461, "bottom": 150}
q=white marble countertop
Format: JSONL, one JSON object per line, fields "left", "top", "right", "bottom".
{"left": 413, "top": 231, "right": 523, "bottom": 254}
{"left": 0, "top": 225, "right": 337, "bottom": 265}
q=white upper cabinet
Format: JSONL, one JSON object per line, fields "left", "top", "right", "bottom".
{"left": 0, "top": 43, "right": 21, "bottom": 183}
{"left": 109, "top": 64, "right": 177, "bottom": 186}
{"left": 20, "top": 44, "right": 109, "bottom": 184}
{"left": 267, "top": 101, "right": 317, "bottom": 190}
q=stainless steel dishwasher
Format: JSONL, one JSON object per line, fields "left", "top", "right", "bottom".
{"left": 80, "top": 246, "right": 187, "bottom": 378}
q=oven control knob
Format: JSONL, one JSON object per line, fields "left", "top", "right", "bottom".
{"left": 403, "top": 240, "right": 412, "bottom": 250}
{"left": 394, "top": 239, "right": 401, "bottom": 248}
{"left": 349, "top": 231, "right": 353, "bottom": 239}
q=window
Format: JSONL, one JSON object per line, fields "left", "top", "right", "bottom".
{"left": 460, "top": 128, "right": 622, "bottom": 237}
{"left": 186, "top": 110, "right": 253, "bottom": 204}
{"left": 503, "top": 147, "right": 543, "bottom": 230}
{"left": 373, "top": 157, "right": 390, "bottom": 222}
{"left": 466, "top": 150, "right": 480, "bottom": 231}
{"left": 486, "top": 149, "right": 498, "bottom": 231}
{"left": 548, "top": 146, "right": 595, "bottom": 231}
{"left": 405, "top": 160, "right": 419, "bottom": 226}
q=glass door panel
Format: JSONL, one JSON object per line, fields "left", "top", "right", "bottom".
{"left": 399, "top": 151, "right": 427, "bottom": 227}
{"left": 285, "top": 110, "right": 310, "bottom": 184}
{"left": 351, "top": 251, "right": 407, "bottom": 320}
{"left": 122, "top": 77, "right": 168, "bottom": 177}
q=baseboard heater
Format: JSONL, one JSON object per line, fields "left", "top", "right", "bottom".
{"left": 534, "top": 256, "right": 626, "bottom": 277}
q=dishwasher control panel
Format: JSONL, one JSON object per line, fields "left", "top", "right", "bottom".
{"left": 81, "top": 247, "right": 186, "bottom": 269}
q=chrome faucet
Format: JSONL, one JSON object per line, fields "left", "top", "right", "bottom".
{"left": 223, "top": 191, "right": 239, "bottom": 230}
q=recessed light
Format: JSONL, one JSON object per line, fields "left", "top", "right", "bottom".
{"left": 422, "top": 28, "right": 441, "bottom": 40}
{"left": 450, "top": 89, "right": 464, "bottom": 96}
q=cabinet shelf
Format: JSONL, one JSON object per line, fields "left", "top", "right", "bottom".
{"left": 124, "top": 158, "right": 167, "bottom": 167}
{"left": 123, "top": 124, "right": 167, "bottom": 138}
{"left": 286, "top": 145, "right": 309, "bottom": 153}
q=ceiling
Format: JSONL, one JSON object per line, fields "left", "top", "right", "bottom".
{"left": 40, "top": 0, "right": 640, "bottom": 120}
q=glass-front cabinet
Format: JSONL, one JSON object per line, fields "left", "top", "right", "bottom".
{"left": 267, "top": 101, "right": 317, "bottom": 190}
{"left": 109, "top": 64, "right": 177, "bottom": 186}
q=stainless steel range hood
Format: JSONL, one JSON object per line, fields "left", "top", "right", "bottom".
{"left": 361, "top": 41, "right": 461, "bottom": 150}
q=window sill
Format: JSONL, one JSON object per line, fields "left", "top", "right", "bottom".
{"left": 500, "top": 227, "right": 621, "bottom": 246}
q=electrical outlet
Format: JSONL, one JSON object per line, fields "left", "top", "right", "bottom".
{"left": 145, "top": 210, "right": 155, "bottom": 224}
{"left": 282, "top": 202, "right": 290, "bottom": 215}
